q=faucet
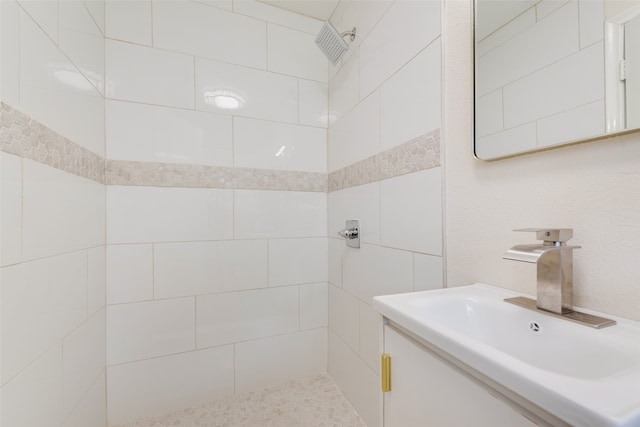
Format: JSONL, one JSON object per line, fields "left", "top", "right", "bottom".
{"left": 503, "top": 228, "right": 580, "bottom": 314}
{"left": 502, "top": 228, "right": 616, "bottom": 328}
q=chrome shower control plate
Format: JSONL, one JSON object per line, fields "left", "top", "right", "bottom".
{"left": 338, "top": 220, "right": 360, "bottom": 248}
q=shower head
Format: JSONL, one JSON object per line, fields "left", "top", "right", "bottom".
{"left": 315, "top": 22, "right": 356, "bottom": 65}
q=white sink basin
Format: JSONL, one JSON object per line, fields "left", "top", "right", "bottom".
{"left": 373, "top": 284, "right": 640, "bottom": 427}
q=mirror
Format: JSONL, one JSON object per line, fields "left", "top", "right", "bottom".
{"left": 474, "top": 0, "right": 640, "bottom": 160}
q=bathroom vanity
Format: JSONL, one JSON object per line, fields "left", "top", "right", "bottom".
{"left": 373, "top": 284, "right": 640, "bottom": 427}
{"left": 381, "top": 322, "right": 539, "bottom": 426}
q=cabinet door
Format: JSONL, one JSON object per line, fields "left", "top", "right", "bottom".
{"left": 383, "top": 325, "right": 537, "bottom": 427}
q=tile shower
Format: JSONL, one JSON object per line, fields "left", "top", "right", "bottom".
{"left": 0, "top": 0, "right": 444, "bottom": 426}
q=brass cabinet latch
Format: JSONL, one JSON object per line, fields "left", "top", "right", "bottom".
{"left": 381, "top": 353, "right": 391, "bottom": 392}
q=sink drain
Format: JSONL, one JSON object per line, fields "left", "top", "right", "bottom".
{"left": 528, "top": 321, "right": 542, "bottom": 334}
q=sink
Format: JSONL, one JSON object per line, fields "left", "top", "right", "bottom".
{"left": 373, "top": 284, "right": 640, "bottom": 427}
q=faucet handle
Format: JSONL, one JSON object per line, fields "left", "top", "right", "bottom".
{"left": 514, "top": 228, "right": 574, "bottom": 244}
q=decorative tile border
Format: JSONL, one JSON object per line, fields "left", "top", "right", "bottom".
{"left": 1, "top": 103, "right": 440, "bottom": 194}
{"left": 0, "top": 102, "right": 105, "bottom": 183}
{"left": 328, "top": 129, "right": 441, "bottom": 192}
{"left": 106, "top": 160, "right": 328, "bottom": 192}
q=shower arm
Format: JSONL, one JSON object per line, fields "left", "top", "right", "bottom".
{"left": 341, "top": 27, "right": 357, "bottom": 42}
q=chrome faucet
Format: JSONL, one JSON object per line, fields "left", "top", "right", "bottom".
{"left": 503, "top": 228, "right": 579, "bottom": 314}
{"left": 503, "top": 228, "right": 615, "bottom": 328}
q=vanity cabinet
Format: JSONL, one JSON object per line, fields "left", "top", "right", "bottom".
{"left": 382, "top": 324, "right": 538, "bottom": 427}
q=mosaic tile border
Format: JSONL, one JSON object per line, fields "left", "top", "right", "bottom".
{"left": 0, "top": 102, "right": 105, "bottom": 183}
{"left": 106, "top": 160, "right": 328, "bottom": 193}
{"left": 328, "top": 129, "right": 441, "bottom": 192}
{"left": 1, "top": 103, "right": 440, "bottom": 193}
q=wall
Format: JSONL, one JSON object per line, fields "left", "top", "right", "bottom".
{"left": 475, "top": 0, "right": 605, "bottom": 158}
{"left": 326, "top": 1, "right": 444, "bottom": 426}
{"left": 102, "top": 1, "right": 330, "bottom": 424}
{"left": 0, "top": 1, "right": 107, "bottom": 426}
{"left": 444, "top": 1, "right": 640, "bottom": 321}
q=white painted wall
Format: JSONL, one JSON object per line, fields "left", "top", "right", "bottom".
{"left": 444, "top": 0, "right": 640, "bottom": 321}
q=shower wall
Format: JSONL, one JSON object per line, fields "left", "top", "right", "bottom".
{"left": 0, "top": 1, "right": 107, "bottom": 426}
{"left": 102, "top": 1, "right": 330, "bottom": 424}
{"left": 326, "top": 1, "right": 443, "bottom": 426}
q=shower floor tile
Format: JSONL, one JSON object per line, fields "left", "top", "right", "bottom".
{"left": 110, "top": 373, "right": 367, "bottom": 427}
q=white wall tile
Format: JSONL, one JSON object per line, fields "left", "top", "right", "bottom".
{"left": 328, "top": 50, "right": 359, "bottom": 123}
{"left": 359, "top": 0, "right": 441, "bottom": 98}
{"left": 333, "top": 0, "right": 393, "bottom": 63}
{"left": 196, "top": 287, "right": 298, "bottom": 348}
{"left": 106, "top": 244, "right": 153, "bottom": 304}
{"left": 342, "top": 243, "right": 413, "bottom": 303}
{"left": 475, "top": 122, "right": 537, "bottom": 160}
{"left": 380, "top": 40, "right": 441, "bottom": 149}
{"left": 328, "top": 330, "right": 379, "bottom": 427}
{"left": 59, "top": 0, "right": 105, "bottom": 95}
{"left": 414, "top": 253, "right": 443, "bottom": 291}
{"left": 269, "top": 238, "right": 328, "bottom": 286}
{"left": 380, "top": 168, "right": 442, "bottom": 255}
{"left": 62, "top": 374, "right": 107, "bottom": 427}
{"left": 358, "top": 301, "right": 382, "bottom": 374}
{"left": 537, "top": 0, "right": 571, "bottom": 20}
{"left": 105, "top": 0, "right": 152, "bottom": 45}
{"left": 17, "top": 0, "right": 59, "bottom": 43}
{"left": 537, "top": 100, "right": 605, "bottom": 148}
{"left": 107, "top": 346, "right": 234, "bottom": 425}
{"left": 328, "top": 238, "right": 343, "bottom": 287}
{"left": 268, "top": 24, "right": 328, "bottom": 82}
{"left": 234, "top": 190, "right": 327, "bottom": 239}
{"left": 154, "top": 1, "right": 266, "bottom": 69}
{"left": 106, "top": 186, "right": 233, "bottom": 243}
{"left": 476, "top": 8, "right": 535, "bottom": 57}
{"left": 21, "top": 12, "right": 105, "bottom": 155}
{"left": 107, "top": 298, "right": 195, "bottom": 365}
{"left": 503, "top": 41, "right": 604, "bottom": 128}
{"left": 300, "top": 282, "right": 328, "bottom": 330}
{"left": 233, "top": 0, "right": 322, "bottom": 34}
{"left": 476, "top": 1, "right": 579, "bottom": 96}
{"left": 195, "top": 58, "right": 298, "bottom": 123}
{"left": 233, "top": 118, "right": 326, "bottom": 172}
{"left": 0, "top": 0, "right": 20, "bottom": 106}
{"left": 62, "top": 310, "right": 105, "bottom": 417}
{"left": 105, "top": 40, "right": 194, "bottom": 108}
{"left": 106, "top": 100, "right": 233, "bottom": 166}
{"left": 85, "top": 0, "right": 105, "bottom": 34}
{"left": 1, "top": 344, "right": 65, "bottom": 427}
{"left": 235, "top": 328, "right": 327, "bottom": 393}
{"left": 194, "top": 0, "right": 232, "bottom": 11}
{"left": 0, "top": 153, "right": 22, "bottom": 267}
{"left": 328, "top": 181, "right": 380, "bottom": 244}
{"left": 154, "top": 240, "right": 268, "bottom": 299}
{"left": 579, "top": 0, "right": 604, "bottom": 48}
{"left": 328, "top": 91, "right": 379, "bottom": 172}
{"left": 328, "top": 285, "right": 359, "bottom": 352}
{"left": 88, "top": 246, "right": 107, "bottom": 316}
{"left": 299, "top": 79, "right": 328, "bottom": 128}
{"left": 1, "top": 252, "right": 88, "bottom": 385}
{"left": 476, "top": 89, "right": 504, "bottom": 138}
{"left": 22, "top": 159, "right": 105, "bottom": 261}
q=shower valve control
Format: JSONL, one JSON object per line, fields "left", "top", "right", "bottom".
{"left": 338, "top": 220, "right": 360, "bottom": 248}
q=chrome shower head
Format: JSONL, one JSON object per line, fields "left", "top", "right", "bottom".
{"left": 314, "top": 22, "right": 356, "bottom": 65}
